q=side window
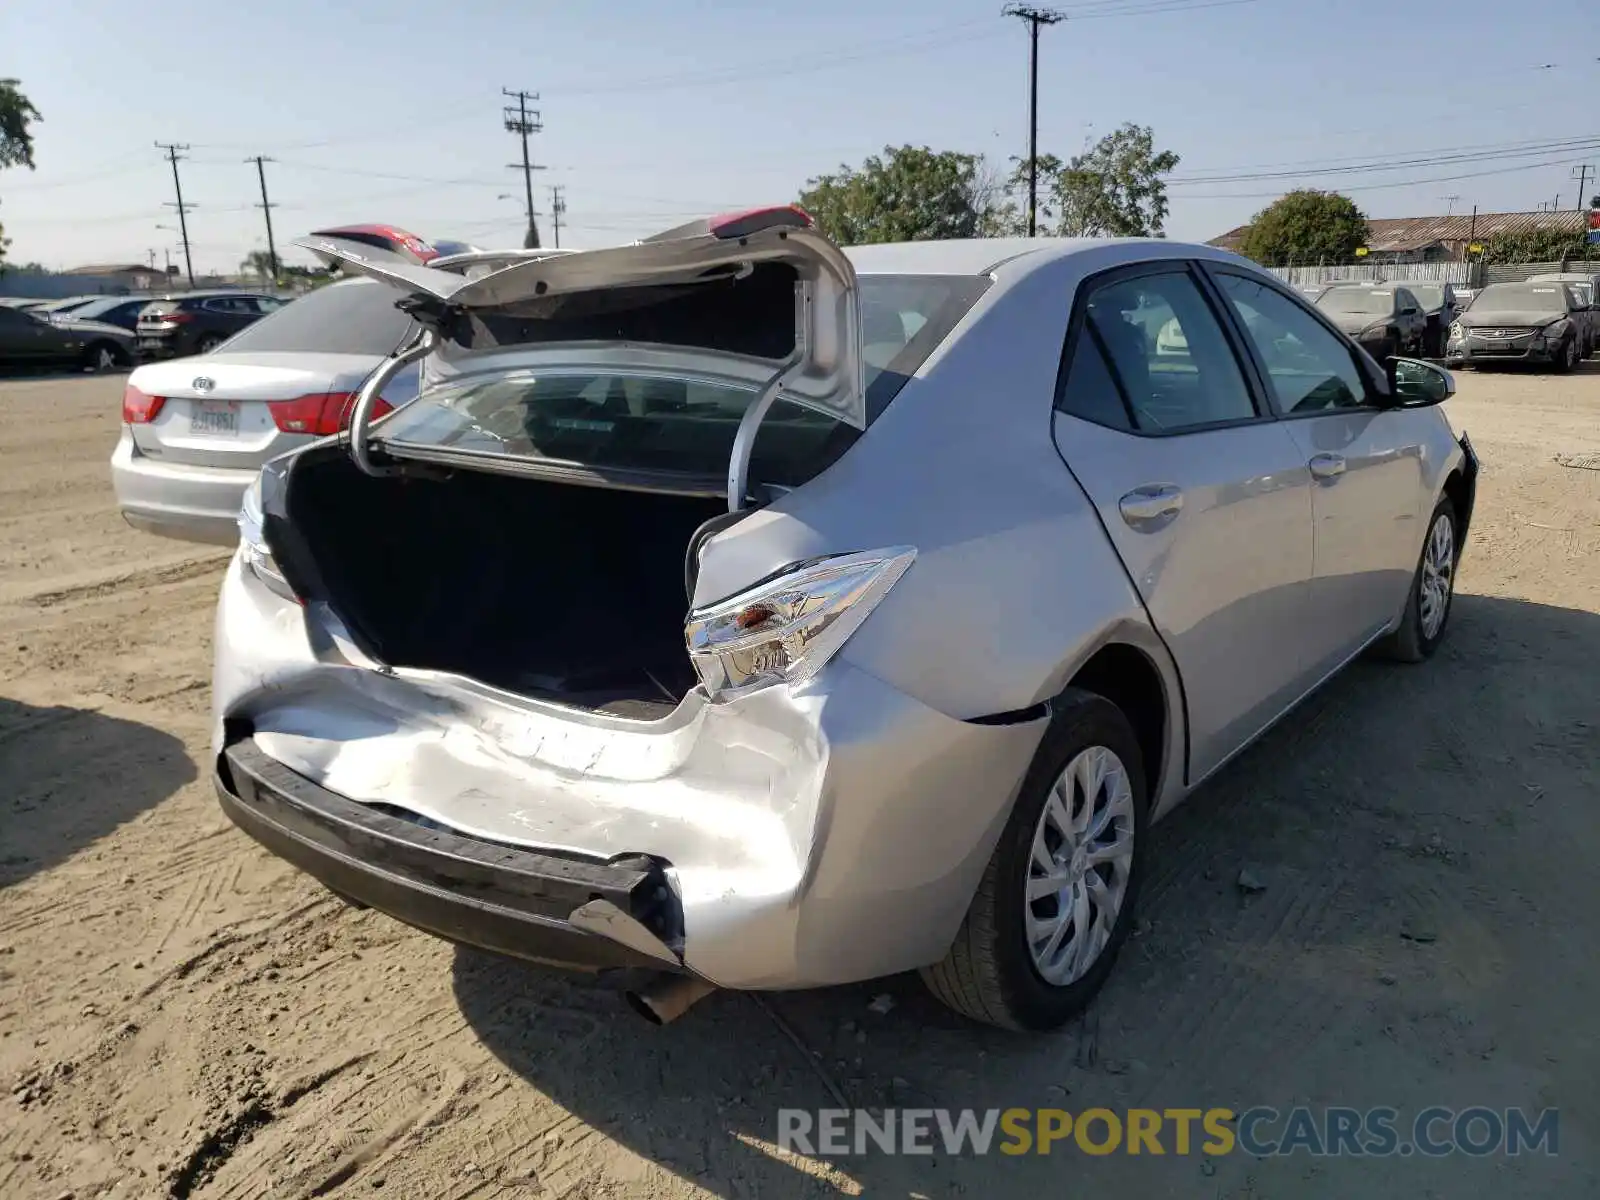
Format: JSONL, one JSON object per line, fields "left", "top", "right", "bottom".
{"left": 1055, "top": 324, "right": 1133, "bottom": 431}
{"left": 1215, "top": 273, "right": 1371, "bottom": 413}
{"left": 1077, "top": 269, "right": 1257, "bottom": 433}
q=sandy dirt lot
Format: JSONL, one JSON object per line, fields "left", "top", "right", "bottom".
{"left": 2, "top": 365, "right": 1598, "bottom": 1199}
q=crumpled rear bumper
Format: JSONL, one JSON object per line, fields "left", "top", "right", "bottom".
{"left": 213, "top": 553, "right": 1048, "bottom": 989}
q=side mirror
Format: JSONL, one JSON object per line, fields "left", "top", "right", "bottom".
{"left": 1388, "top": 356, "right": 1455, "bottom": 406}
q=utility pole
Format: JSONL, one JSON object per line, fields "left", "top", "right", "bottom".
{"left": 549, "top": 185, "right": 566, "bottom": 249}
{"left": 1572, "top": 165, "right": 1593, "bottom": 211}
{"left": 246, "top": 155, "right": 279, "bottom": 281}
{"left": 155, "top": 142, "right": 195, "bottom": 287}
{"left": 502, "top": 88, "right": 546, "bottom": 249}
{"left": 1003, "top": 5, "right": 1065, "bottom": 237}
{"left": 1441, "top": 193, "right": 1461, "bottom": 218}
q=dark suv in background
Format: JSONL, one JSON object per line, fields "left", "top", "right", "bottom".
{"left": 135, "top": 291, "right": 286, "bottom": 359}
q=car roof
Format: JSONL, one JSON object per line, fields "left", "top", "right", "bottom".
{"left": 842, "top": 236, "right": 1249, "bottom": 279}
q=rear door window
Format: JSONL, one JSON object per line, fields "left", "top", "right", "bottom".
{"left": 218, "top": 281, "right": 417, "bottom": 356}
{"left": 1076, "top": 269, "right": 1259, "bottom": 433}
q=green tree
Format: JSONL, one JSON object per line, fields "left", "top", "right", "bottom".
{"left": 1236, "top": 190, "right": 1369, "bottom": 266}
{"left": 1043, "top": 124, "right": 1180, "bottom": 238}
{"left": 0, "top": 78, "right": 42, "bottom": 265}
{"left": 240, "top": 250, "right": 277, "bottom": 280}
{"left": 799, "top": 145, "right": 1003, "bottom": 244}
{"left": 1478, "top": 226, "right": 1595, "bottom": 265}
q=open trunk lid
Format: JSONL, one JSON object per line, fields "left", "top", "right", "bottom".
{"left": 295, "top": 206, "right": 864, "bottom": 434}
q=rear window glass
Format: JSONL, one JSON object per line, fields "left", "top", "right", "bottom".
{"left": 379, "top": 372, "right": 844, "bottom": 489}
{"left": 218, "top": 280, "right": 416, "bottom": 356}
{"left": 380, "top": 272, "right": 988, "bottom": 486}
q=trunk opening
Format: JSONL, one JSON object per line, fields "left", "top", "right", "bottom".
{"left": 284, "top": 453, "right": 729, "bottom": 718}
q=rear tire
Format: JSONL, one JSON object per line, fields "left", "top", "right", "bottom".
{"left": 921, "top": 689, "right": 1149, "bottom": 1031}
{"left": 196, "top": 334, "right": 223, "bottom": 355}
{"left": 81, "top": 341, "right": 120, "bottom": 373}
{"left": 1376, "top": 497, "right": 1458, "bottom": 663}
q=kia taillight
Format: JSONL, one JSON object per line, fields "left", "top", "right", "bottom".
{"left": 267, "top": 392, "right": 393, "bottom": 436}
{"left": 122, "top": 384, "right": 165, "bottom": 424}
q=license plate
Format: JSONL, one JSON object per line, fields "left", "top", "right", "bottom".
{"left": 190, "top": 401, "right": 239, "bottom": 435}
{"left": 1483, "top": 340, "right": 1509, "bottom": 350}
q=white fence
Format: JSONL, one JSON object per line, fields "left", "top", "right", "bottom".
{"left": 1266, "top": 262, "right": 1473, "bottom": 287}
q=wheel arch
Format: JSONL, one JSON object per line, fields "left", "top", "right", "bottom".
{"left": 1039, "top": 622, "right": 1188, "bottom": 819}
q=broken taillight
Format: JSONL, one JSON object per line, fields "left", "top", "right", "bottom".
{"left": 268, "top": 392, "right": 393, "bottom": 436}
{"left": 121, "top": 384, "right": 166, "bottom": 424}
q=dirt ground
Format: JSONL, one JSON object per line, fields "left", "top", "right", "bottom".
{"left": 2, "top": 364, "right": 1597, "bottom": 1200}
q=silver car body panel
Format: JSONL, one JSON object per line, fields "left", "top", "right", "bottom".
{"left": 213, "top": 237, "right": 1470, "bottom": 986}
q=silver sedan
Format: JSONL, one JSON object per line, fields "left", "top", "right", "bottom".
{"left": 211, "top": 213, "right": 1476, "bottom": 1030}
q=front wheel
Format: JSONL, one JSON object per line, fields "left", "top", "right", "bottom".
{"left": 921, "top": 690, "right": 1149, "bottom": 1030}
{"left": 1376, "top": 498, "right": 1458, "bottom": 663}
{"left": 1552, "top": 336, "right": 1580, "bottom": 374}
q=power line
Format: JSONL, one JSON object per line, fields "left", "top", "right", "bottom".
{"left": 246, "top": 156, "right": 279, "bottom": 280}
{"left": 503, "top": 87, "right": 546, "bottom": 249}
{"left": 155, "top": 142, "right": 196, "bottom": 287}
{"left": 1004, "top": 5, "right": 1066, "bottom": 237}
{"left": 1176, "top": 154, "right": 1600, "bottom": 200}
{"left": 1168, "top": 136, "right": 1600, "bottom": 186}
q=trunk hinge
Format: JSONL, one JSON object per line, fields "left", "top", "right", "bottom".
{"left": 725, "top": 284, "right": 814, "bottom": 512}
{"left": 346, "top": 324, "right": 439, "bottom": 478}
{"left": 724, "top": 366, "right": 790, "bottom": 513}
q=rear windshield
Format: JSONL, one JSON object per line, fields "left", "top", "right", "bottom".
{"left": 379, "top": 272, "right": 987, "bottom": 486}
{"left": 217, "top": 280, "right": 416, "bottom": 355}
{"left": 1402, "top": 285, "right": 1444, "bottom": 308}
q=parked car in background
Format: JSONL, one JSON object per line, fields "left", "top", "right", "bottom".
{"left": 61, "top": 295, "right": 154, "bottom": 332}
{"left": 1526, "top": 272, "right": 1600, "bottom": 357}
{"left": 212, "top": 217, "right": 1477, "bottom": 1031}
{"left": 0, "top": 302, "right": 137, "bottom": 372}
{"left": 1446, "top": 280, "right": 1588, "bottom": 372}
{"left": 1386, "top": 280, "right": 1459, "bottom": 357}
{"left": 1314, "top": 284, "right": 1428, "bottom": 360}
{"left": 135, "top": 291, "right": 286, "bottom": 359}
{"left": 113, "top": 279, "right": 420, "bottom": 544}
{"left": 25, "top": 295, "right": 104, "bottom": 317}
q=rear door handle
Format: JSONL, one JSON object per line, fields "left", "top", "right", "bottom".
{"left": 1309, "top": 453, "right": 1347, "bottom": 480}
{"left": 1118, "top": 483, "right": 1184, "bottom": 526}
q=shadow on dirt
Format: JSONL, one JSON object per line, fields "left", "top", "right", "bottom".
{"left": 453, "top": 593, "right": 1600, "bottom": 1198}
{"left": 0, "top": 696, "right": 196, "bottom": 887}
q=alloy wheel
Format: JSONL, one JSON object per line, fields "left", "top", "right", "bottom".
{"left": 1419, "top": 511, "right": 1455, "bottom": 640}
{"left": 1025, "top": 745, "right": 1135, "bottom": 986}
{"left": 95, "top": 346, "right": 116, "bottom": 371}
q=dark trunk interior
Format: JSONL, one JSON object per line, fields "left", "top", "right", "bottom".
{"left": 283, "top": 454, "right": 728, "bottom": 716}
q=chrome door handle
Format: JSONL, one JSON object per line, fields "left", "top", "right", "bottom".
{"left": 1118, "top": 484, "right": 1184, "bottom": 526}
{"left": 1308, "top": 453, "right": 1346, "bottom": 480}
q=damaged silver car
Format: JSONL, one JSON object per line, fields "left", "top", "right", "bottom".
{"left": 212, "top": 210, "right": 1479, "bottom": 1030}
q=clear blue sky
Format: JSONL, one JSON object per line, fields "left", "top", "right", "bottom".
{"left": 3, "top": 0, "right": 1596, "bottom": 273}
